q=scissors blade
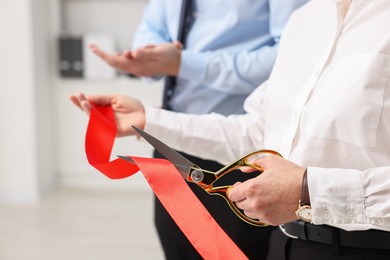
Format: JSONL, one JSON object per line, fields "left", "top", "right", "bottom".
{"left": 117, "top": 155, "right": 191, "bottom": 177}
{"left": 130, "top": 126, "right": 195, "bottom": 179}
{"left": 117, "top": 155, "right": 135, "bottom": 163}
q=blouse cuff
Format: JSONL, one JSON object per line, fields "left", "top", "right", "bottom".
{"left": 308, "top": 167, "right": 365, "bottom": 226}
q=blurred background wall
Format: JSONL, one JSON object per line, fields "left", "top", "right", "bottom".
{"left": 0, "top": 0, "right": 164, "bottom": 204}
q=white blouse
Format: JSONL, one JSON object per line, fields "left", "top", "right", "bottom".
{"left": 144, "top": 0, "right": 390, "bottom": 231}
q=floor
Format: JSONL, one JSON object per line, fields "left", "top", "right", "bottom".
{"left": 0, "top": 188, "right": 164, "bottom": 260}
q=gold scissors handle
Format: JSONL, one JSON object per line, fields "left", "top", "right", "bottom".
{"left": 129, "top": 127, "right": 281, "bottom": 226}
{"left": 207, "top": 185, "right": 267, "bottom": 226}
{"left": 198, "top": 149, "right": 282, "bottom": 226}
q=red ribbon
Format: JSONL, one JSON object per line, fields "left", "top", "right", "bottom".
{"left": 85, "top": 105, "right": 248, "bottom": 260}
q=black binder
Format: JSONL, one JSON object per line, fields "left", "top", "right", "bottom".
{"left": 58, "top": 34, "right": 83, "bottom": 78}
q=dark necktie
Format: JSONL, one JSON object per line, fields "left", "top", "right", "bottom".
{"left": 162, "top": 0, "right": 194, "bottom": 110}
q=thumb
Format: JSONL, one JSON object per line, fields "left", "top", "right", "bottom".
{"left": 173, "top": 41, "right": 184, "bottom": 49}
{"left": 132, "top": 49, "right": 145, "bottom": 59}
{"left": 133, "top": 44, "right": 156, "bottom": 59}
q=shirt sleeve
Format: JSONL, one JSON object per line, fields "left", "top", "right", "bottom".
{"left": 178, "top": 0, "right": 308, "bottom": 95}
{"left": 308, "top": 166, "right": 390, "bottom": 232}
{"left": 143, "top": 83, "right": 268, "bottom": 164}
{"left": 132, "top": 0, "right": 171, "bottom": 48}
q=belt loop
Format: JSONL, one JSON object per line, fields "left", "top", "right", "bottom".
{"left": 298, "top": 221, "right": 308, "bottom": 240}
{"left": 332, "top": 228, "right": 341, "bottom": 256}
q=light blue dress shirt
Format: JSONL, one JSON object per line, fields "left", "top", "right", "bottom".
{"left": 133, "top": 0, "right": 308, "bottom": 115}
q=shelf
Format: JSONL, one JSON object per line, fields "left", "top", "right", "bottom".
{"left": 60, "top": 0, "right": 147, "bottom": 51}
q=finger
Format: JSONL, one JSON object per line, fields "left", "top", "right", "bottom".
{"left": 80, "top": 100, "right": 92, "bottom": 114}
{"left": 234, "top": 199, "right": 260, "bottom": 220}
{"left": 235, "top": 200, "right": 254, "bottom": 213}
{"left": 89, "top": 44, "right": 102, "bottom": 55}
{"left": 240, "top": 166, "right": 257, "bottom": 173}
{"left": 69, "top": 92, "right": 91, "bottom": 115}
{"left": 173, "top": 41, "right": 183, "bottom": 49}
{"left": 233, "top": 182, "right": 241, "bottom": 187}
{"left": 87, "top": 94, "right": 116, "bottom": 106}
{"left": 77, "top": 92, "right": 87, "bottom": 103}
{"left": 90, "top": 44, "right": 110, "bottom": 60}
{"left": 249, "top": 156, "right": 274, "bottom": 172}
{"left": 235, "top": 200, "right": 258, "bottom": 219}
{"left": 140, "top": 49, "right": 158, "bottom": 60}
{"left": 133, "top": 45, "right": 157, "bottom": 60}
{"left": 77, "top": 92, "right": 92, "bottom": 114}
{"left": 123, "top": 50, "right": 134, "bottom": 59}
{"left": 143, "top": 44, "right": 155, "bottom": 49}
{"left": 226, "top": 182, "right": 241, "bottom": 199}
{"left": 89, "top": 44, "right": 97, "bottom": 50}
{"left": 242, "top": 210, "right": 259, "bottom": 221}
{"left": 69, "top": 94, "right": 82, "bottom": 109}
{"left": 132, "top": 49, "right": 144, "bottom": 59}
{"left": 227, "top": 183, "right": 246, "bottom": 202}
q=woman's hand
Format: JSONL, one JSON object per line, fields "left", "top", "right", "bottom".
{"left": 69, "top": 92, "right": 146, "bottom": 137}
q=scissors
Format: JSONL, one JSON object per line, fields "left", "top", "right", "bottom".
{"left": 118, "top": 126, "right": 282, "bottom": 226}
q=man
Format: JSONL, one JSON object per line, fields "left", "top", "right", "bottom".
{"left": 89, "top": 0, "right": 308, "bottom": 259}
{"left": 71, "top": 0, "right": 390, "bottom": 258}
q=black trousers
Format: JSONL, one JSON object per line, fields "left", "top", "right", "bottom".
{"left": 267, "top": 227, "right": 390, "bottom": 260}
{"left": 154, "top": 150, "right": 273, "bottom": 260}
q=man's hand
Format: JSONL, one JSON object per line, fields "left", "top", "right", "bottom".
{"left": 69, "top": 92, "right": 146, "bottom": 137}
{"left": 228, "top": 155, "right": 305, "bottom": 226}
{"left": 90, "top": 42, "right": 182, "bottom": 77}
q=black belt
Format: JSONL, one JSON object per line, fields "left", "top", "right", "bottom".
{"left": 281, "top": 221, "right": 390, "bottom": 251}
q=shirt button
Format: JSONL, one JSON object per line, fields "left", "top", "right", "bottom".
{"left": 323, "top": 210, "right": 330, "bottom": 218}
{"left": 348, "top": 212, "right": 356, "bottom": 220}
